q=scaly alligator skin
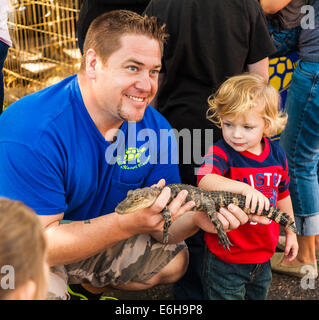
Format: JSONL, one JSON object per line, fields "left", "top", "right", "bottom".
{"left": 115, "top": 184, "right": 298, "bottom": 250}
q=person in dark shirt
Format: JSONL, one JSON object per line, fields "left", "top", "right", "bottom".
{"left": 260, "top": 0, "right": 306, "bottom": 57}
{"left": 144, "top": 0, "right": 276, "bottom": 299}
{"left": 77, "top": 0, "right": 150, "bottom": 54}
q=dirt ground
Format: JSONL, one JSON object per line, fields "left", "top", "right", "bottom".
{"left": 91, "top": 229, "right": 319, "bottom": 301}
{"left": 104, "top": 244, "right": 319, "bottom": 300}
{"left": 104, "top": 272, "right": 319, "bottom": 300}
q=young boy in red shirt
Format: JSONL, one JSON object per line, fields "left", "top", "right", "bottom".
{"left": 197, "top": 73, "right": 298, "bottom": 300}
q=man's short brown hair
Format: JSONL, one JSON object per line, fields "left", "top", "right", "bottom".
{"left": 80, "top": 10, "right": 168, "bottom": 70}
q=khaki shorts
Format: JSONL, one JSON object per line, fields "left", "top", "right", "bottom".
{"left": 47, "top": 234, "right": 187, "bottom": 300}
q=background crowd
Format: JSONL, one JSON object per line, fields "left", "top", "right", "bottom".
{"left": 0, "top": 0, "right": 318, "bottom": 300}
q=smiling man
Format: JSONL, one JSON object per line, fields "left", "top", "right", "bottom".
{"left": 80, "top": 34, "right": 162, "bottom": 128}
{"left": 0, "top": 10, "right": 266, "bottom": 299}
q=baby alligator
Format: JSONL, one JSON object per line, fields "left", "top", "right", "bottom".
{"left": 115, "top": 184, "right": 298, "bottom": 250}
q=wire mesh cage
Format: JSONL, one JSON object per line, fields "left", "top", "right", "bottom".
{"left": 3, "top": 0, "right": 82, "bottom": 108}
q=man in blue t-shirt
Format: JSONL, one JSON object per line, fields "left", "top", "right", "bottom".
{"left": 0, "top": 10, "right": 267, "bottom": 299}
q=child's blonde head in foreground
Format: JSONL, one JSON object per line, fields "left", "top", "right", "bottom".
{"left": 207, "top": 73, "right": 287, "bottom": 137}
{"left": 0, "top": 199, "right": 48, "bottom": 300}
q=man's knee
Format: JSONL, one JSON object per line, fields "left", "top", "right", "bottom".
{"left": 148, "top": 248, "right": 189, "bottom": 286}
{"left": 101, "top": 247, "right": 189, "bottom": 292}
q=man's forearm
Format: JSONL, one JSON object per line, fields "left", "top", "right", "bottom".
{"left": 45, "top": 213, "right": 133, "bottom": 266}
{"left": 44, "top": 185, "right": 198, "bottom": 265}
{"left": 151, "top": 211, "right": 199, "bottom": 244}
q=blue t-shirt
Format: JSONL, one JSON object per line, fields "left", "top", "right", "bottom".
{"left": 0, "top": 75, "right": 180, "bottom": 220}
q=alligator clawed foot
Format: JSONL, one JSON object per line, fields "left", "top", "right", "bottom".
{"left": 162, "top": 207, "right": 171, "bottom": 244}
{"left": 218, "top": 232, "right": 233, "bottom": 251}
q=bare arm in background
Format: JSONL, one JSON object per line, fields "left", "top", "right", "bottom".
{"left": 260, "top": 0, "right": 292, "bottom": 14}
{"left": 248, "top": 57, "right": 270, "bottom": 82}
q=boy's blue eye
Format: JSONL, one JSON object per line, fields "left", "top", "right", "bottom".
{"left": 224, "top": 123, "right": 232, "bottom": 127}
{"left": 244, "top": 126, "right": 253, "bottom": 130}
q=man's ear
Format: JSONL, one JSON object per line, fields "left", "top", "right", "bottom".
{"left": 85, "top": 48, "right": 98, "bottom": 79}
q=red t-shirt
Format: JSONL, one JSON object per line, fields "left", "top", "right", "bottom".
{"left": 197, "top": 138, "right": 290, "bottom": 263}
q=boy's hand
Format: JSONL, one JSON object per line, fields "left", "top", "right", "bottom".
{"left": 284, "top": 230, "right": 299, "bottom": 261}
{"left": 242, "top": 185, "right": 270, "bottom": 215}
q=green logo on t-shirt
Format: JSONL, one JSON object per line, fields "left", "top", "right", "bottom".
{"left": 116, "top": 147, "right": 150, "bottom": 170}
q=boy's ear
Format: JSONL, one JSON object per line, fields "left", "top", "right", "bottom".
{"left": 263, "top": 121, "right": 272, "bottom": 137}
{"left": 7, "top": 280, "right": 37, "bottom": 300}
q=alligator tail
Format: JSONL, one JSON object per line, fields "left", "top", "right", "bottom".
{"left": 265, "top": 207, "right": 298, "bottom": 234}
